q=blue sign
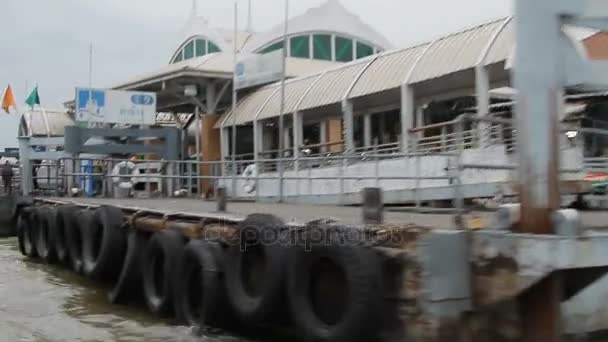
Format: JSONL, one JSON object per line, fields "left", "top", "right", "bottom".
{"left": 75, "top": 88, "right": 157, "bottom": 125}
{"left": 77, "top": 89, "right": 106, "bottom": 121}
{"left": 131, "top": 94, "right": 155, "bottom": 106}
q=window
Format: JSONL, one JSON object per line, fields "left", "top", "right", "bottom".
{"left": 356, "top": 42, "right": 374, "bottom": 59}
{"left": 208, "top": 41, "right": 221, "bottom": 53}
{"left": 290, "top": 35, "right": 310, "bottom": 58}
{"left": 313, "top": 34, "right": 332, "bottom": 60}
{"left": 173, "top": 51, "right": 183, "bottom": 63}
{"left": 335, "top": 37, "right": 353, "bottom": 62}
{"left": 184, "top": 40, "right": 195, "bottom": 60}
{"left": 260, "top": 41, "right": 284, "bottom": 54}
{"left": 195, "top": 39, "right": 207, "bottom": 56}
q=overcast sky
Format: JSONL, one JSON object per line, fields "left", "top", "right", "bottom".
{"left": 0, "top": 0, "right": 511, "bottom": 148}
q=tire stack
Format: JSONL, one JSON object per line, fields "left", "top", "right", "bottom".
{"left": 16, "top": 205, "right": 386, "bottom": 342}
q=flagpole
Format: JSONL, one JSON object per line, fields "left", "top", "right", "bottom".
{"left": 88, "top": 43, "right": 94, "bottom": 128}
{"left": 277, "top": 0, "right": 288, "bottom": 203}
{"left": 231, "top": 1, "right": 238, "bottom": 198}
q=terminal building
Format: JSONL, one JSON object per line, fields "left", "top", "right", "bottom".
{"left": 19, "top": 0, "right": 608, "bottom": 205}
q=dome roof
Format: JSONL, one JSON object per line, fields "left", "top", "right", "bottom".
{"left": 242, "top": 0, "right": 393, "bottom": 52}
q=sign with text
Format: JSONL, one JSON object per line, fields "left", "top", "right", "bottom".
{"left": 234, "top": 50, "right": 284, "bottom": 90}
{"left": 75, "top": 88, "right": 157, "bottom": 125}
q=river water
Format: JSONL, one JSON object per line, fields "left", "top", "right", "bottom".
{"left": 0, "top": 238, "right": 246, "bottom": 342}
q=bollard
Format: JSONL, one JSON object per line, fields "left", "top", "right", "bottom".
{"left": 362, "top": 187, "right": 383, "bottom": 224}
{"left": 217, "top": 187, "right": 227, "bottom": 212}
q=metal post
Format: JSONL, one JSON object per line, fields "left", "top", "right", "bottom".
{"left": 231, "top": 1, "right": 239, "bottom": 200}
{"left": 454, "top": 118, "right": 465, "bottom": 215}
{"left": 415, "top": 153, "right": 421, "bottom": 209}
{"left": 277, "top": 0, "right": 289, "bottom": 203}
{"left": 187, "top": 162, "right": 193, "bottom": 197}
{"left": 374, "top": 144, "right": 380, "bottom": 187}
{"left": 514, "top": 1, "right": 565, "bottom": 340}
{"left": 195, "top": 105, "right": 201, "bottom": 194}
{"left": 441, "top": 125, "right": 447, "bottom": 152}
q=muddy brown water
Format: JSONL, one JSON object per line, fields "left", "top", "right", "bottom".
{"left": 0, "top": 238, "right": 250, "bottom": 342}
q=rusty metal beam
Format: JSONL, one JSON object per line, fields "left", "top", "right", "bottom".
{"left": 513, "top": 0, "right": 563, "bottom": 340}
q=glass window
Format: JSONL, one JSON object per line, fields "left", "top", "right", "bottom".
{"left": 356, "top": 42, "right": 374, "bottom": 59}
{"left": 260, "top": 41, "right": 284, "bottom": 54}
{"left": 173, "top": 51, "right": 183, "bottom": 63}
{"left": 290, "top": 35, "right": 310, "bottom": 58}
{"left": 195, "top": 39, "right": 207, "bottom": 56}
{"left": 335, "top": 37, "right": 353, "bottom": 62}
{"left": 208, "top": 41, "right": 221, "bottom": 53}
{"left": 313, "top": 34, "right": 332, "bottom": 60}
{"left": 184, "top": 40, "right": 195, "bottom": 60}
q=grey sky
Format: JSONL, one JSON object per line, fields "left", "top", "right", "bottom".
{"left": 0, "top": 0, "right": 511, "bottom": 148}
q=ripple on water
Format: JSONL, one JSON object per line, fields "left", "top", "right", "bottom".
{"left": 0, "top": 238, "right": 250, "bottom": 342}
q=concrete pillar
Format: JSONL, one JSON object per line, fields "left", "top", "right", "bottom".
{"left": 320, "top": 120, "right": 328, "bottom": 152}
{"left": 400, "top": 85, "right": 415, "bottom": 151}
{"left": 364, "top": 113, "right": 372, "bottom": 148}
{"left": 476, "top": 65, "right": 491, "bottom": 148}
{"left": 327, "top": 119, "right": 343, "bottom": 153}
{"left": 341, "top": 100, "right": 355, "bottom": 152}
{"left": 200, "top": 114, "right": 222, "bottom": 197}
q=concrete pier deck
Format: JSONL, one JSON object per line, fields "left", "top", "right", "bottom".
{"left": 42, "top": 197, "right": 608, "bottom": 229}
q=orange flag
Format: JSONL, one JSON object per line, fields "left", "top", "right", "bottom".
{"left": 2, "top": 85, "right": 17, "bottom": 114}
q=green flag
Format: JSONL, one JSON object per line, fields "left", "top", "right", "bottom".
{"left": 25, "top": 86, "right": 40, "bottom": 109}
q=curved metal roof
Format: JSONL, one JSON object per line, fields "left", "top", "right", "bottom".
{"left": 242, "top": 0, "right": 393, "bottom": 53}
{"left": 114, "top": 53, "right": 338, "bottom": 91}
{"left": 172, "top": 0, "right": 391, "bottom": 64}
{"left": 217, "top": 17, "right": 515, "bottom": 128}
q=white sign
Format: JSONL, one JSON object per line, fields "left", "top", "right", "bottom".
{"left": 234, "top": 50, "right": 284, "bottom": 90}
{"left": 75, "top": 88, "right": 157, "bottom": 125}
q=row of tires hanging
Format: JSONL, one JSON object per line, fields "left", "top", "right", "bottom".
{"left": 16, "top": 205, "right": 387, "bottom": 342}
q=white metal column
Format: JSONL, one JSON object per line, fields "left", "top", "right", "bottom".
{"left": 400, "top": 85, "right": 415, "bottom": 151}
{"left": 320, "top": 121, "right": 328, "bottom": 152}
{"left": 475, "top": 65, "right": 491, "bottom": 148}
{"left": 293, "top": 111, "right": 303, "bottom": 170}
{"left": 342, "top": 100, "right": 355, "bottom": 152}
{"left": 363, "top": 113, "right": 372, "bottom": 148}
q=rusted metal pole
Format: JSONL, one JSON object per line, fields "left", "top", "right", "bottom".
{"left": 513, "top": 0, "right": 563, "bottom": 340}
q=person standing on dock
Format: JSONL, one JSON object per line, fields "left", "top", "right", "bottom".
{"left": 1, "top": 161, "right": 13, "bottom": 195}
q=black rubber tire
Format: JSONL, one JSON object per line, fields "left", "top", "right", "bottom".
{"left": 142, "top": 230, "right": 186, "bottom": 316}
{"left": 82, "top": 206, "right": 127, "bottom": 280}
{"left": 287, "top": 243, "right": 384, "bottom": 342}
{"left": 225, "top": 214, "right": 287, "bottom": 325}
{"left": 175, "top": 240, "right": 228, "bottom": 328}
{"left": 54, "top": 205, "right": 79, "bottom": 265}
{"left": 17, "top": 209, "right": 35, "bottom": 257}
{"left": 65, "top": 209, "right": 89, "bottom": 273}
{"left": 35, "top": 207, "right": 56, "bottom": 263}
{"left": 108, "top": 230, "right": 150, "bottom": 305}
